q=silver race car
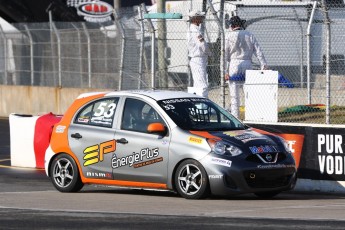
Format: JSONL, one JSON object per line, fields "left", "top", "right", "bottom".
{"left": 45, "top": 90, "right": 297, "bottom": 199}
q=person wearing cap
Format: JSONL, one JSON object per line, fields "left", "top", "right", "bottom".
{"left": 187, "top": 10, "right": 211, "bottom": 98}
{"left": 225, "top": 15, "right": 268, "bottom": 118}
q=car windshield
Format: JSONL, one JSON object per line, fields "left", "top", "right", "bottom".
{"left": 157, "top": 97, "right": 245, "bottom": 131}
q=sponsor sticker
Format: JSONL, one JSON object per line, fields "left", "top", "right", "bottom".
{"left": 160, "top": 98, "right": 208, "bottom": 111}
{"left": 68, "top": 0, "right": 114, "bottom": 23}
{"left": 223, "top": 131, "right": 262, "bottom": 143}
{"left": 189, "top": 136, "right": 203, "bottom": 144}
{"left": 134, "top": 157, "right": 163, "bottom": 168}
{"left": 55, "top": 125, "right": 66, "bottom": 133}
{"left": 223, "top": 130, "right": 243, "bottom": 137}
{"left": 84, "top": 139, "right": 116, "bottom": 166}
{"left": 86, "top": 171, "right": 112, "bottom": 179}
{"left": 249, "top": 145, "right": 278, "bottom": 154}
{"left": 210, "top": 157, "right": 232, "bottom": 167}
{"left": 257, "top": 164, "right": 295, "bottom": 169}
{"left": 78, "top": 118, "right": 89, "bottom": 123}
{"left": 209, "top": 175, "right": 223, "bottom": 179}
{"left": 91, "top": 116, "right": 112, "bottom": 126}
{"left": 112, "top": 147, "right": 160, "bottom": 169}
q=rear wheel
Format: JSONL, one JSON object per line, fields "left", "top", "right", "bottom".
{"left": 50, "top": 153, "right": 84, "bottom": 192}
{"left": 175, "top": 159, "right": 209, "bottom": 199}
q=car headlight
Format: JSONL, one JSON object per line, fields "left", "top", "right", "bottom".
{"left": 226, "top": 145, "right": 243, "bottom": 156}
{"left": 207, "top": 139, "right": 242, "bottom": 156}
{"left": 276, "top": 136, "right": 291, "bottom": 153}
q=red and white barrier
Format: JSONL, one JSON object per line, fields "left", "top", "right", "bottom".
{"left": 9, "top": 113, "right": 61, "bottom": 168}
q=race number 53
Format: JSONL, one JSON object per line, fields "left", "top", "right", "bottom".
{"left": 93, "top": 102, "right": 117, "bottom": 118}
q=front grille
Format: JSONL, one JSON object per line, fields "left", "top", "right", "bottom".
{"left": 246, "top": 152, "right": 286, "bottom": 164}
{"left": 244, "top": 168, "right": 295, "bottom": 189}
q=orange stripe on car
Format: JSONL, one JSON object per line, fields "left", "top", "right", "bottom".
{"left": 189, "top": 131, "right": 221, "bottom": 140}
{"left": 83, "top": 178, "right": 167, "bottom": 189}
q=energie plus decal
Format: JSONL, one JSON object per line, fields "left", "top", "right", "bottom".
{"left": 83, "top": 139, "right": 116, "bottom": 166}
{"left": 112, "top": 148, "right": 160, "bottom": 169}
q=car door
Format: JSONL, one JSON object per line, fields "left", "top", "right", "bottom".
{"left": 112, "top": 97, "right": 170, "bottom": 184}
{"left": 68, "top": 97, "right": 119, "bottom": 180}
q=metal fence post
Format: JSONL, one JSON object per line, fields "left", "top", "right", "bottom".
{"left": 321, "top": 0, "right": 331, "bottom": 124}
{"left": 207, "top": 0, "right": 226, "bottom": 108}
{"left": 49, "top": 11, "right": 57, "bottom": 86}
{"left": 82, "top": 23, "right": 92, "bottom": 88}
{"left": 0, "top": 25, "right": 7, "bottom": 85}
{"left": 157, "top": 0, "right": 168, "bottom": 89}
{"left": 51, "top": 22, "right": 62, "bottom": 88}
{"left": 113, "top": 9, "right": 126, "bottom": 90}
{"left": 24, "top": 25, "right": 34, "bottom": 85}
{"left": 306, "top": 1, "right": 317, "bottom": 105}
{"left": 292, "top": 8, "right": 304, "bottom": 88}
{"left": 142, "top": 3, "right": 156, "bottom": 89}
{"left": 138, "top": 5, "right": 145, "bottom": 89}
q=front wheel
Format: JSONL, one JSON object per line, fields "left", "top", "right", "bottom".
{"left": 174, "top": 159, "right": 210, "bottom": 199}
{"left": 50, "top": 153, "right": 84, "bottom": 192}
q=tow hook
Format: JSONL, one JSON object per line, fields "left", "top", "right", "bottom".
{"left": 250, "top": 172, "right": 256, "bottom": 179}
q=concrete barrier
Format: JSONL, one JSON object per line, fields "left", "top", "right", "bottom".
{"left": 9, "top": 113, "right": 61, "bottom": 168}
{"left": 0, "top": 85, "right": 110, "bottom": 117}
{"left": 9, "top": 114, "right": 38, "bottom": 168}
{"left": 4, "top": 86, "right": 102, "bottom": 168}
{"left": 4, "top": 85, "right": 345, "bottom": 118}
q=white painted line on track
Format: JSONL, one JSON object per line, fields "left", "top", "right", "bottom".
{"left": 0, "top": 190, "right": 56, "bottom": 194}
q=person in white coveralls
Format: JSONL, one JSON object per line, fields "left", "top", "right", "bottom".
{"left": 187, "top": 10, "right": 211, "bottom": 98}
{"left": 225, "top": 15, "right": 268, "bottom": 118}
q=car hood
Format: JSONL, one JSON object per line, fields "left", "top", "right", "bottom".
{"left": 191, "top": 128, "right": 280, "bottom": 152}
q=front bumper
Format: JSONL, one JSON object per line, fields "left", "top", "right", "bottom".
{"left": 201, "top": 153, "right": 297, "bottom": 196}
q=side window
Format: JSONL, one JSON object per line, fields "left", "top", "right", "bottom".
{"left": 75, "top": 98, "right": 119, "bottom": 128}
{"left": 121, "top": 98, "right": 164, "bottom": 133}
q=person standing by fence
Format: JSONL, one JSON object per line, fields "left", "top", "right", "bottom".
{"left": 187, "top": 10, "right": 211, "bottom": 98}
{"left": 225, "top": 15, "right": 268, "bottom": 118}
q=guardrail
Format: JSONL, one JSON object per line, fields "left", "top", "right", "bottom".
{"left": 246, "top": 121, "right": 345, "bottom": 194}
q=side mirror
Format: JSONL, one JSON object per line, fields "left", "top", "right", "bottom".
{"left": 147, "top": 122, "right": 167, "bottom": 135}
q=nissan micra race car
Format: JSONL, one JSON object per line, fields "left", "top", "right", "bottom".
{"left": 45, "top": 90, "right": 297, "bottom": 199}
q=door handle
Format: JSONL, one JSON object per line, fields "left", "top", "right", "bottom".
{"left": 116, "top": 138, "right": 128, "bottom": 144}
{"left": 71, "top": 133, "right": 82, "bottom": 139}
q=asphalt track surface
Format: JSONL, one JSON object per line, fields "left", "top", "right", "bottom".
{"left": 1, "top": 117, "right": 345, "bottom": 229}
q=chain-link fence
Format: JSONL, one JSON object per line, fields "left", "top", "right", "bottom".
{"left": 0, "top": 0, "right": 345, "bottom": 124}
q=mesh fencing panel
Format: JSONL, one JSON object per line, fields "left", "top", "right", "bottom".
{"left": 1, "top": 1, "right": 345, "bottom": 124}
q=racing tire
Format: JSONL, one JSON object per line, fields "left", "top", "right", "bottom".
{"left": 175, "top": 159, "right": 210, "bottom": 199}
{"left": 254, "top": 191, "right": 281, "bottom": 199}
{"left": 50, "top": 153, "right": 84, "bottom": 193}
